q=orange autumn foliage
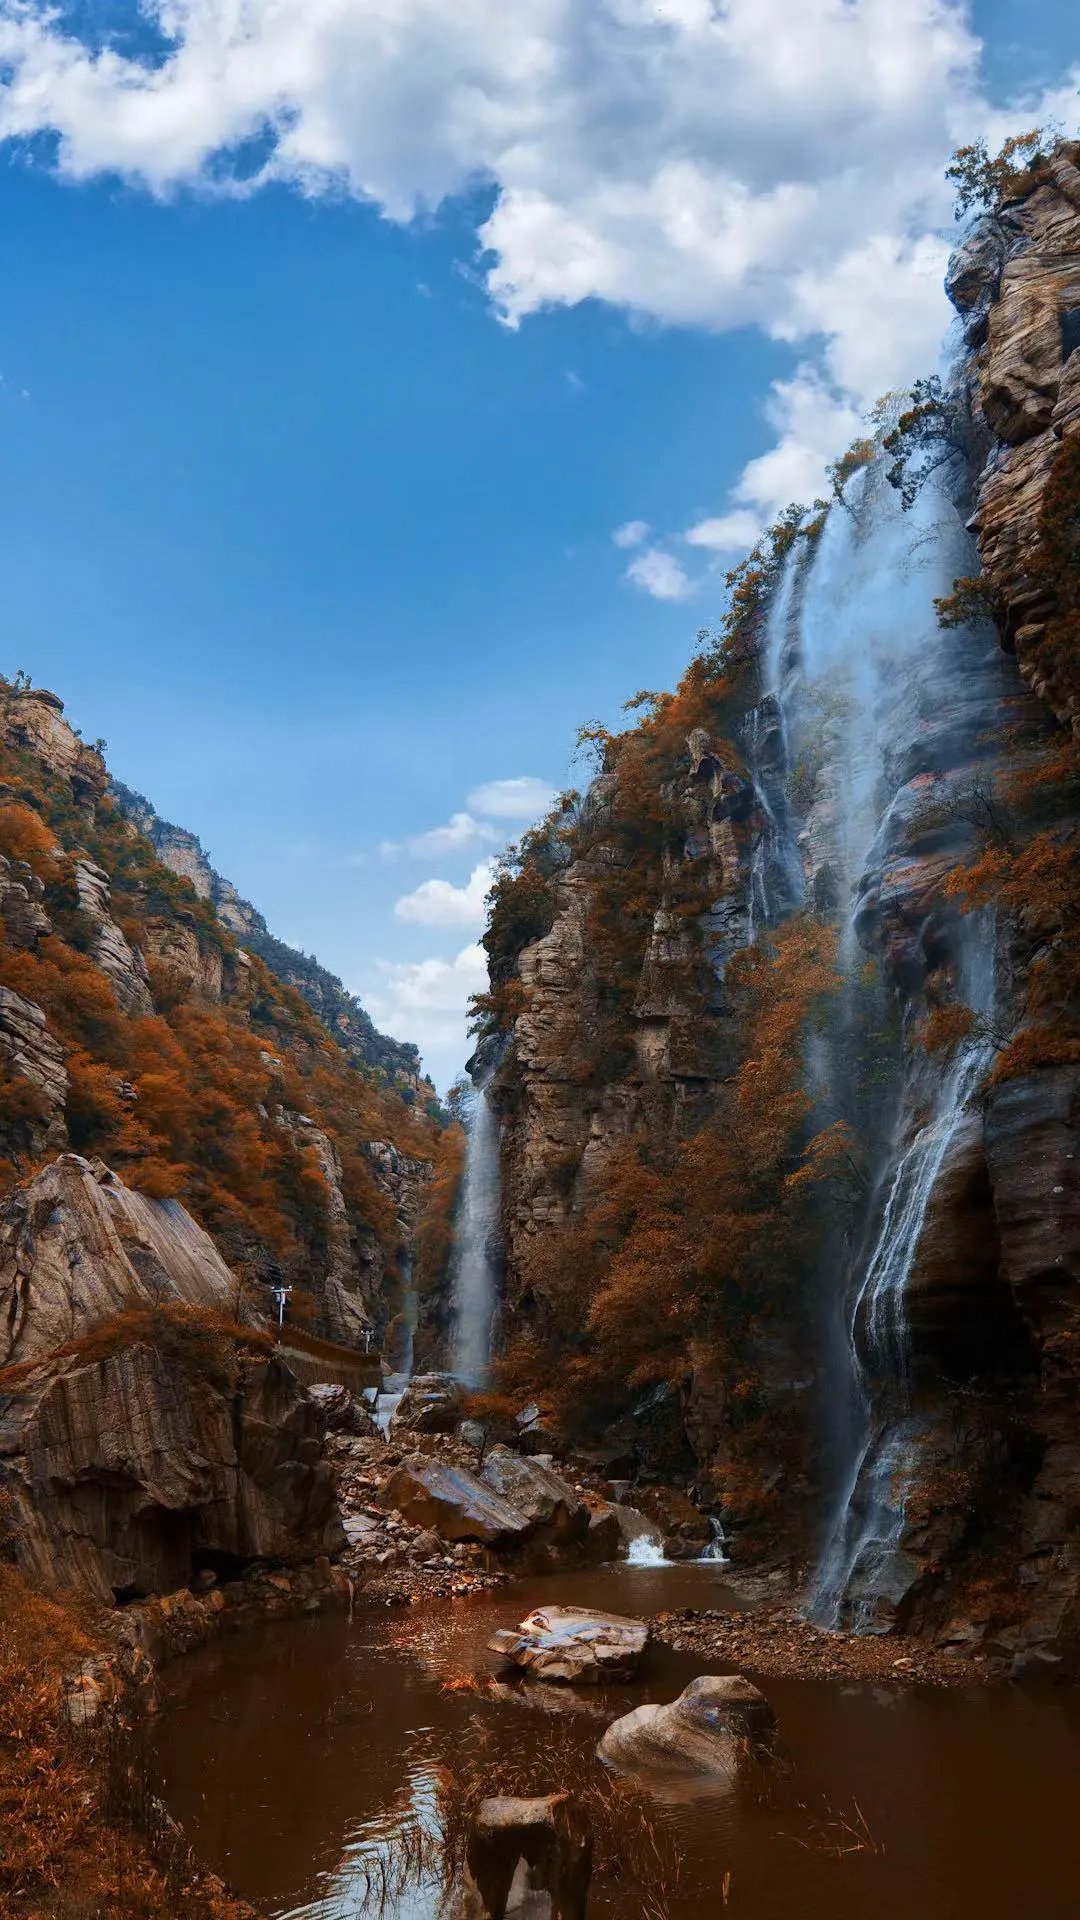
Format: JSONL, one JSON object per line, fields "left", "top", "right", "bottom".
{"left": 0, "top": 691, "right": 440, "bottom": 1321}
{"left": 499, "top": 919, "right": 842, "bottom": 1437}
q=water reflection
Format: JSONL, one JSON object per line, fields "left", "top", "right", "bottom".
{"left": 154, "top": 1568, "right": 1080, "bottom": 1920}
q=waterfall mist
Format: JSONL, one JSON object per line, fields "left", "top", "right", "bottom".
{"left": 739, "top": 443, "right": 1010, "bottom": 1630}
{"left": 450, "top": 1080, "right": 501, "bottom": 1387}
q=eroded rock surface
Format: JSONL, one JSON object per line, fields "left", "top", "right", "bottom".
{"left": 488, "top": 1605, "right": 649, "bottom": 1683}
{"left": 0, "top": 1155, "right": 249, "bottom": 1366}
{"left": 597, "top": 1674, "right": 776, "bottom": 1780}
{"left": 0, "top": 1340, "right": 343, "bottom": 1601}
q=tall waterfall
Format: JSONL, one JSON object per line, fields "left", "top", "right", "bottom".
{"left": 740, "top": 445, "right": 1009, "bottom": 1630}
{"left": 450, "top": 1080, "right": 501, "bottom": 1386}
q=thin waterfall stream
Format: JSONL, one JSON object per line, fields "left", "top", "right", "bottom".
{"left": 449, "top": 1075, "right": 501, "bottom": 1386}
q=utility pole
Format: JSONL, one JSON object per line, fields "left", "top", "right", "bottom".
{"left": 272, "top": 1283, "right": 293, "bottom": 1338}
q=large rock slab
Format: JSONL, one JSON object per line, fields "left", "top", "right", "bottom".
{"left": 598, "top": 1674, "right": 776, "bottom": 1779}
{"left": 480, "top": 1446, "right": 588, "bottom": 1542}
{"left": 0, "top": 1340, "right": 344, "bottom": 1602}
{"left": 0, "top": 1155, "right": 252, "bottom": 1367}
{"left": 379, "top": 1454, "right": 533, "bottom": 1546}
{"left": 488, "top": 1605, "right": 649, "bottom": 1684}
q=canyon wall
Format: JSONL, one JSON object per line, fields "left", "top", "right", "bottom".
{"left": 477, "top": 146, "right": 1080, "bottom": 1671}
{"left": 0, "top": 685, "right": 439, "bottom": 1350}
{"left": 110, "top": 778, "right": 431, "bottom": 1094}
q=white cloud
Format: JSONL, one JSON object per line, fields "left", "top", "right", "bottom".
{"left": 364, "top": 941, "right": 488, "bottom": 1093}
{"left": 0, "top": 4, "right": 1074, "bottom": 586}
{"left": 612, "top": 518, "right": 650, "bottom": 550}
{"left": 684, "top": 510, "right": 762, "bottom": 557}
{"left": 393, "top": 858, "right": 496, "bottom": 928}
{"left": 405, "top": 811, "right": 498, "bottom": 859}
{"left": 626, "top": 545, "right": 693, "bottom": 602}
{"left": 466, "top": 776, "right": 556, "bottom": 821}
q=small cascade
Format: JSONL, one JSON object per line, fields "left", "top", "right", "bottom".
{"left": 625, "top": 1531, "right": 669, "bottom": 1567}
{"left": 449, "top": 1077, "right": 501, "bottom": 1386}
{"left": 811, "top": 1028, "right": 995, "bottom": 1627}
{"left": 374, "top": 1259, "right": 418, "bottom": 1435}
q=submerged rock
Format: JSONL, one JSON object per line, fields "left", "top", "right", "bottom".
{"left": 488, "top": 1605, "right": 649, "bottom": 1683}
{"left": 598, "top": 1674, "right": 776, "bottom": 1780}
{"left": 379, "top": 1454, "right": 533, "bottom": 1546}
{"left": 462, "top": 1792, "right": 592, "bottom": 1920}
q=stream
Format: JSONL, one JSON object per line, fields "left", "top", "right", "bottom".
{"left": 152, "top": 1564, "right": 1080, "bottom": 1920}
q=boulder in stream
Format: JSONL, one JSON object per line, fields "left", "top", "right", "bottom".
{"left": 462, "top": 1792, "right": 592, "bottom": 1920}
{"left": 390, "top": 1372, "right": 461, "bottom": 1434}
{"left": 378, "top": 1454, "right": 533, "bottom": 1547}
{"left": 488, "top": 1605, "right": 649, "bottom": 1684}
{"left": 598, "top": 1674, "right": 777, "bottom": 1780}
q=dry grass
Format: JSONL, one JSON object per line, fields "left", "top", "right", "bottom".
{"left": 0, "top": 1303, "right": 273, "bottom": 1395}
{"left": 426, "top": 1716, "right": 686, "bottom": 1920}
{"left": 0, "top": 1566, "right": 254, "bottom": 1920}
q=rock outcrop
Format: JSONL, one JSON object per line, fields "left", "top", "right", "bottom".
{"left": 0, "top": 1156, "right": 248, "bottom": 1366}
{"left": 110, "top": 777, "right": 429, "bottom": 1088}
{"left": 0, "top": 1337, "right": 343, "bottom": 1601}
{"left": 0, "top": 987, "right": 69, "bottom": 1160}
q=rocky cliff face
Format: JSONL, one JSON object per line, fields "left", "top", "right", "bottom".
{"left": 1, "top": 1335, "right": 343, "bottom": 1602}
{"left": 110, "top": 779, "right": 430, "bottom": 1092}
{"left": 479, "top": 146, "right": 1080, "bottom": 1671}
{"left": 0, "top": 683, "right": 438, "bottom": 1351}
{"left": 0, "top": 1156, "right": 247, "bottom": 1367}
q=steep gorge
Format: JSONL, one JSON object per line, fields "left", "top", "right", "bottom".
{"left": 0, "top": 684, "right": 448, "bottom": 1354}
{"left": 470, "top": 142, "right": 1080, "bottom": 1676}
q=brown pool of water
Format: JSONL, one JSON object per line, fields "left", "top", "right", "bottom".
{"left": 152, "top": 1563, "right": 1080, "bottom": 1920}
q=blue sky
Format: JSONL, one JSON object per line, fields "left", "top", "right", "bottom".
{"left": 0, "top": 1, "right": 1076, "bottom": 1088}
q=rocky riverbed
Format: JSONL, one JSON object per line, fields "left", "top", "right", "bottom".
{"left": 651, "top": 1598, "right": 1005, "bottom": 1687}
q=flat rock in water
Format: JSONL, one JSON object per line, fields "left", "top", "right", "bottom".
{"left": 598, "top": 1674, "right": 776, "bottom": 1779}
{"left": 488, "top": 1605, "right": 649, "bottom": 1683}
{"left": 378, "top": 1455, "right": 532, "bottom": 1546}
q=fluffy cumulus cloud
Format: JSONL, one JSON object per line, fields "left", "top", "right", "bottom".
{"left": 612, "top": 518, "right": 650, "bottom": 550}
{"left": 466, "top": 776, "right": 557, "bottom": 820}
{"left": 363, "top": 941, "right": 487, "bottom": 1091}
{"left": 0, "top": 1, "right": 1075, "bottom": 580}
{"left": 382, "top": 811, "right": 498, "bottom": 861}
{"left": 625, "top": 544, "right": 693, "bottom": 602}
{"left": 393, "top": 858, "right": 496, "bottom": 928}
